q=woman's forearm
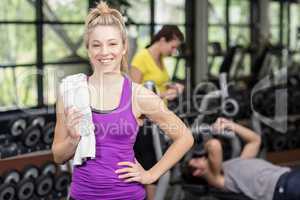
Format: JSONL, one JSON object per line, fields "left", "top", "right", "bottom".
{"left": 158, "top": 91, "right": 167, "bottom": 99}
{"left": 148, "top": 132, "right": 194, "bottom": 182}
{"left": 52, "top": 136, "right": 78, "bottom": 164}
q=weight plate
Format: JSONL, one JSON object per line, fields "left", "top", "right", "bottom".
{"left": 23, "top": 126, "right": 41, "bottom": 147}
{"left": 272, "top": 135, "right": 287, "bottom": 151}
{"left": 0, "top": 143, "right": 18, "bottom": 158}
{"left": 17, "top": 178, "right": 34, "bottom": 200}
{"left": 22, "top": 166, "right": 39, "bottom": 179}
{"left": 54, "top": 172, "right": 71, "bottom": 192}
{"left": 10, "top": 119, "right": 26, "bottom": 137}
{"left": 35, "top": 175, "right": 53, "bottom": 196}
{"left": 30, "top": 116, "right": 45, "bottom": 128}
{"left": 3, "top": 170, "right": 21, "bottom": 184}
{"left": 0, "top": 183, "right": 16, "bottom": 200}
{"left": 41, "top": 162, "right": 57, "bottom": 175}
{"left": 42, "top": 122, "right": 55, "bottom": 145}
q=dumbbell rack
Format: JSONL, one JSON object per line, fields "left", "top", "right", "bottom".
{"left": 0, "top": 107, "right": 72, "bottom": 200}
{"left": 252, "top": 114, "right": 300, "bottom": 167}
{"left": 266, "top": 115, "right": 300, "bottom": 166}
{"left": 0, "top": 150, "right": 72, "bottom": 200}
{"left": 0, "top": 107, "right": 57, "bottom": 156}
{"left": 0, "top": 150, "right": 53, "bottom": 175}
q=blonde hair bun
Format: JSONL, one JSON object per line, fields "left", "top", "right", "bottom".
{"left": 96, "top": 1, "right": 111, "bottom": 14}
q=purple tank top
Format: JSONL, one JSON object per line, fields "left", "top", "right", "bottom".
{"left": 70, "top": 76, "right": 146, "bottom": 200}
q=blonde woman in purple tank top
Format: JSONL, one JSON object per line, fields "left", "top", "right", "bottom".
{"left": 51, "top": 1, "right": 194, "bottom": 200}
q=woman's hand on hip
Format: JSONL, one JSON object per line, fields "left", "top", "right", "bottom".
{"left": 116, "top": 160, "right": 155, "bottom": 184}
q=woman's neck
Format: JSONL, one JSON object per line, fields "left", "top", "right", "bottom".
{"left": 148, "top": 43, "right": 162, "bottom": 62}
{"left": 89, "top": 71, "right": 123, "bottom": 86}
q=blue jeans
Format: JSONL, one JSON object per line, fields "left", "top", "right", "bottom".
{"left": 273, "top": 169, "right": 300, "bottom": 200}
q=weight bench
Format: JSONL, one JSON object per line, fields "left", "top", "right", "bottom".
{"left": 182, "top": 183, "right": 253, "bottom": 200}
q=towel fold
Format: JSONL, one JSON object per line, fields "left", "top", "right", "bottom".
{"left": 59, "top": 73, "right": 95, "bottom": 165}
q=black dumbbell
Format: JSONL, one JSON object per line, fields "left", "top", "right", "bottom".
{"left": 41, "top": 161, "right": 57, "bottom": 176}
{"left": 35, "top": 162, "right": 56, "bottom": 197}
{"left": 18, "top": 165, "right": 37, "bottom": 200}
{"left": 0, "top": 180, "right": 16, "bottom": 200}
{"left": 54, "top": 171, "right": 71, "bottom": 194}
{"left": 9, "top": 118, "right": 26, "bottom": 138}
{"left": 51, "top": 163, "right": 71, "bottom": 199}
{"left": 0, "top": 170, "right": 20, "bottom": 200}
{"left": 0, "top": 133, "right": 12, "bottom": 146}
{"left": 21, "top": 164, "right": 54, "bottom": 198}
{"left": 287, "top": 134, "right": 299, "bottom": 150}
{"left": 28, "top": 116, "right": 45, "bottom": 128}
{"left": 21, "top": 125, "right": 42, "bottom": 150}
{"left": 42, "top": 122, "right": 55, "bottom": 149}
{"left": 0, "top": 143, "right": 18, "bottom": 159}
{"left": 271, "top": 133, "right": 287, "bottom": 152}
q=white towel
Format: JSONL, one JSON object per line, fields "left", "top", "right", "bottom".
{"left": 59, "top": 73, "right": 95, "bottom": 165}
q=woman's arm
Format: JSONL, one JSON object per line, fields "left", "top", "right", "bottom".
{"left": 130, "top": 66, "right": 143, "bottom": 83}
{"left": 130, "top": 66, "right": 179, "bottom": 100}
{"left": 51, "top": 95, "right": 81, "bottom": 164}
{"left": 129, "top": 84, "right": 194, "bottom": 183}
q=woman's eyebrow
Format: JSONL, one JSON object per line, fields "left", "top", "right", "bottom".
{"left": 91, "top": 38, "right": 119, "bottom": 42}
{"left": 107, "top": 38, "right": 119, "bottom": 42}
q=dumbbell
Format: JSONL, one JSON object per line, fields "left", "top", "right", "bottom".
{"left": 41, "top": 161, "right": 57, "bottom": 176}
{"left": 0, "top": 133, "right": 12, "bottom": 146}
{"left": 287, "top": 133, "right": 299, "bottom": 150}
{"left": 191, "top": 122, "right": 241, "bottom": 159}
{"left": 36, "top": 161, "right": 57, "bottom": 197}
{"left": 0, "top": 143, "right": 18, "bottom": 159}
{"left": 18, "top": 165, "right": 38, "bottom": 200}
{"left": 28, "top": 116, "right": 45, "bottom": 128}
{"left": 42, "top": 122, "right": 55, "bottom": 149}
{"left": 271, "top": 133, "right": 287, "bottom": 152}
{"left": 53, "top": 164, "right": 71, "bottom": 198}
{"left": 291, "top": 90, "right": 300, "bottom": 114}
{"left": 22, "top": 163, "right": 55, "bottom": 198}
{"left": 9, "top": 118, "right": 27, "bottom": 138}
{"left": 0, "top": 170, "right": 20, "bottom": 200}
{"left": 54, "top": 172, "right": 71, "bottom": 193}
{"left": 21, "top": 117, "right": 46, "bottom": 152}
{"left": 191, "top": 123, "right": 235, "bottom": 140}
{"left": 20, "top": 125, "right": 42, "bottom": 152}
{"left": 8, "top": 116, "right": 43, "bottom": 155}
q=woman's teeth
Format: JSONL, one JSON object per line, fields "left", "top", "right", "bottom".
{"left": 99, "top": 58, "right": 113, "bottom": 63}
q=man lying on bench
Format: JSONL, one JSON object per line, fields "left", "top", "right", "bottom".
{"left": 188, "top": 117, "right": 300, "bottom": 200}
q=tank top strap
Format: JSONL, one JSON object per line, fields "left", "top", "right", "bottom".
{"left": 118, "top": 75, "right": 132, "bottom": 109}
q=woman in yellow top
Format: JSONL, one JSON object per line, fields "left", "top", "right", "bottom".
{"left": 130, "top": 25, "right": 185, "bottom": 200}
{"left": 130, "top": 25, "right": 184, "bottom": 100}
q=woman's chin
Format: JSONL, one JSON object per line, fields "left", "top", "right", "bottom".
{"left": 93, "top": 64, "right": 120, "bottom": 74}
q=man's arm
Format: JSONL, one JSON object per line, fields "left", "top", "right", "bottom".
{"left": 212, "top": 118, "right": 261, "bottom": 159}
{"left": 231, "top": 123, "right": 261, "bottom": 159}
{"left": 204, "top": 139, "right": 225, "bottom": 189}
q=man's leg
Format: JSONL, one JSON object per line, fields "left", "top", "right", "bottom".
{"left": 284, "top": 169, "right": 300, "bottom": 200}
